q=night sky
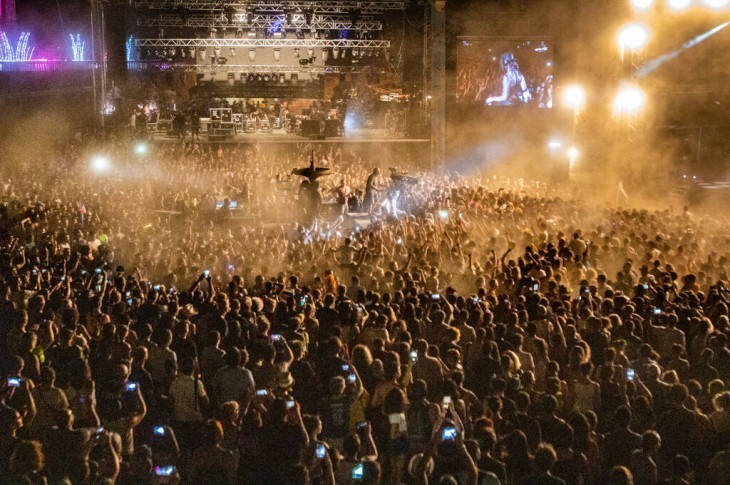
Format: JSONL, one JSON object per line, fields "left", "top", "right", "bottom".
{"left": 11, "top": 0, "right": 90, "bottom": 56}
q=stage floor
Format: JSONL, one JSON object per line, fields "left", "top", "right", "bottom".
{"left": 151, "top": 127, "right": 429, "bottom": 144}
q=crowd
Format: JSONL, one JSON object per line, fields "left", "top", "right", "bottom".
{"left": 0, "top": 130, "right": 728, "bottom": 485}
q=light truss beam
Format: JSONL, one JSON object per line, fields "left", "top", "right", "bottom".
{"left": 135, "top": 38, "right": 390, "bottom": 48}
{"left": 130, "top": 61, "right": 380, "bottom": 74}
{"left": 137, "top": 14, "right": 382, "bottom": 31}
{"left": 134, "top": 1, "right": 404, "bottom": 14}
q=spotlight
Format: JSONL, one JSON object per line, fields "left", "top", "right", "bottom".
{"left": 630, "top": 0, "right": 654, "bottom": 10}
{"left": 134, "top": 143, "right": 148, "bottom": 155}
{"left": 548, "top": 140, "right": 563, "bottom": 149}
{"left": 304, "top": 9, "right": 313, "bottom": 25}
{"left": 704, "top": 0, "right": 729, "bottom": 8}
{"left": 248, "top": 48, "right": 255, "bottom": 62}
{"left": 667, "top": 0, "right": 692, "bottom": 10}
{"left": 562, "top": 84, "right": 585, "bottom": 110}
{"left": 274, "top": 48, "right": 281, "bottom": 62}
{"left": 322, "top": 49, "right": 329, "bottom": 62}
{"left": 613, "top": 84, "right": 646, "bottom": 115}
{"left": 91, "top": 155, "right": 110, "bottom": 172}
{"left": 618, "top": 23, "right": 650, "bottom": 51}
{"left": 333, "top": 47, "right": 340, "bottom": 59}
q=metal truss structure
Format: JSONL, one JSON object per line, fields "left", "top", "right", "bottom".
{"left": 135, "top": 38, "right": 390, "bottom": 48}
{"left": 132, "top": 62, "right": 381, "bottom": 74}
{"left": 137, "top": 13, "right": 382, "bottom": 31}
{"left": 134, "top": 1, "right": 405, "bottom": 15}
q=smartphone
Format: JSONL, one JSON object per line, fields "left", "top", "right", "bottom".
{"left": 80, "top": 270, "right": 87, "bottom": 276}
{"left": 125, "top": 291, "right": 132, "bottom": 298}
{"left": 153, "top": 426, "right": 165, "bottom": 436}
{"left": 441, "top": 426, "right": 457, "bottom": 441}
{"left": 96, "top": 426, "right": 104, "bottom": 435}
{"left": 227, "top": 264, "right": 234, "bottom": 272}
{"left": 348, "top": 373, "right": 357, "bottom": 384}
{"left": 61, "top": 276, "right": 67, "bottom": 282}
{"left": 125, "top": 382, "right": 138, "bottom": 392}
{"left": 7, "top": 377, "right": 21, "bottom": 388}
{"left": 396, "top": 238, "right": 403, "bottom": 245}
{"left": 95, "top": 268, "right": 103, "bottom": 274}
{"left": 653, "top": 308, "right": 661, "bottom": 315}
{"left": 32, "top": 269, "right": 38, "bottom": 276}
{"left": 155, "top": 466, "right": 175, "bottom": 477}
{"left": 286, "top": 400, "right": 296, "bottom": 410}
{"left": 256, "top": 389, "right": 268, "bottom": 397}
{"left": 270, "top": 334, "right": 282, "bottom": 342}
{"left": 352, "top": 463, "right": 364, "bottom": 480}
{"left": 153, "top": 284, "right": 161, "bottom": 291}
{"left": 95, "top": 285, "right": 102, "bottom": 293}
{"left": 643, "top": 284, "right": 649, "bottom": 290}
{"left": 431, "top": 294, "right": 440, "bottom": 301}
{"left": 357, "top": 421, "right": 368, "bottom": 430}
{"left": 203, "top": 270, "right": 210, "bottom": 277}
{"left": 626, "top": 368, "right": 635, "bottom": 381}
{"left": 442, "top": 395, "right": 451, "bottom": 409}
{"left": 127, "top": 298, "right": 134, "bottom": 305}
{"left": 316, "top": 444, "right": 326, "bottom": 459}
{"left": 533, "top": 283, "right": 539, "bottom": 291}
{"left": 299, "top": 296, "right": 307, "bottom": 307}
{"left": 342, "top": 364, "right": 350, "bottom": 372}
{"left": 409, "top": 350, "right": 418, "bottom": 363}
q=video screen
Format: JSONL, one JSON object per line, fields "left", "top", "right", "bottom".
{"left": 457, "top": 37, "right": 553, "bottom": 108}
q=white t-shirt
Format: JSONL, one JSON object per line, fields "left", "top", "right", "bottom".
{"left": 170, "top": 375, "right": 207, "bottom": 422}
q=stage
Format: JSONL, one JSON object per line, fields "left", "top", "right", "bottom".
{"left": 149, "top": 126, "right": 429, "bottom": 145}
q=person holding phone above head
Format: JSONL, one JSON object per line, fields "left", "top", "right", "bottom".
{"left": 414, "top": 402, "right": 478, "bottom": 485}
{"left": 262, "top": 398, "right": 309, "bottom": 484}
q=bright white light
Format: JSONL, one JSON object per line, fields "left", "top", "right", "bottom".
{"left": 568, "top": 147, "right": 580, "bottom": 159}
{"left": 704, "top": 0, "right": 729, "bottom": 9}
{"left": 91, "top": 155, "right": 110, "bottom": 172}
{"left": 438, "top": 209, "right": 449, "bottom": 220}
{"left": 134, "top": 143, "right": 148, "bottom": 155}
{"left": 631, "top": 0, "right": 654, "bottom": 10}
{"left": 667, "top": 0, "right": 692, "bottom": 11}
{"left": 548, "top": 140, "right": 563, "bottom": 149}
{"left": 618, "top": 23, "right": 650, "bottom": 51}
{"left": 613, "top": 85, "right": 646, "bottom": 115}
{"left": 563, "top": 84, "right": 586, "bottom": 110}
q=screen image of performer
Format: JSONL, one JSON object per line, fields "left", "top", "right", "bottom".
{"left": 478, "top": 53, "right": 531, "bottom": 106}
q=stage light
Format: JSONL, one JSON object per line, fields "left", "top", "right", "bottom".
{"left": 134, "top": 143, "right": 148, "bottom": 155}
{"left": 248, "top": 48, "right": 255, "bottom": 62}
{"left": 704, "top": 0, "right": 729, "bottom": 8}
{"left": 568, "top": 147, "right": 580, "bottom": 159}
{"left": 562, "top": 84, "right": 585, "bottom": 110}
{"left": 273, "top": 48, "right": 281, "bottom": 62}
{"left": 613, "top": 84, "right": 646, "bottom": 115}
{"left": 667, "top": 0, "right": 692, "bottom": 11}
{"left": 618, "top": 23, "right": 650, "bottom": 51}
{"left": 548, "top": 140, "right": 563, "bottom": 149}
{"left": 91, "top": 155, "right": 110, "bottom": 172}
{"left": 631, "top": 0, "right": 654, "bottom": 10}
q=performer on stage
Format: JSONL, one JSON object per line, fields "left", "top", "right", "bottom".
{"left": 477, "top": 52, "right": 531, "bottom": 106}
{"left": 363, "top": 167, "right": 381, "bottom": 212}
